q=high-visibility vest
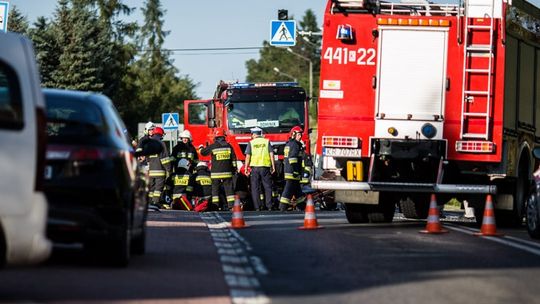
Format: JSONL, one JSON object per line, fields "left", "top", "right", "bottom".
{"left": 249, "top": 137, "right": 271, "bottom": 167}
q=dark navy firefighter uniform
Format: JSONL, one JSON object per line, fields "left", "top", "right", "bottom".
{"left": 245, "top": 131, "right": 275, "bottom": 210}
{"left": 279, "top": 137, "right": 304, "bottom": 210}
{"left": 147, "top": 133, "right": 172, "bottom": 206}
{"left": 199, "top": 135, "right": 237, "bottom": 209}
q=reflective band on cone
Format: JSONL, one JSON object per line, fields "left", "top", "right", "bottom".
{"left": 230, "top": 195, "right": 248, "bottom": 229}
{"left": 298, "top": 195, "right": 323, "bottom": 230}
{"left": 419, "top": 194, "right": 448, "bottom": 234}
{"left": 474, "top": 194, "right": 503, "bottom": 237}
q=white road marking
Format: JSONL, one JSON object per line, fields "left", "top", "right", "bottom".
{"left": 446, "top": 224, "right": 540, "bottom": 257}
{"left": 200, "top": 212, "right": 270, "bottom": 304}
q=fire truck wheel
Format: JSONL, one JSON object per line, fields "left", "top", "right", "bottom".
{"left": 344, "top": 204, "right": 368, "bottom": 223}
{"left": 526, "top": 192, "right": 540, "bottom": 239}
{"left": 367, "top": 193, "right": 396, "bottom": 223}
{"left": 399, "top": 194, "right": 430, "bottom": 219}
{"left": 367, "top": 204, "right": 395, "bottom": 223}
{"left": 496, "top": 164, "right": 528, "bottom": 227}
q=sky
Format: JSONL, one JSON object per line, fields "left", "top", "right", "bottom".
{"left": 8, "top": 0, "right": 327, "bottom": 99}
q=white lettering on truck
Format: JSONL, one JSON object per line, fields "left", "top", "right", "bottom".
{"left": 323, "top": 47, "right": 376, "bottom": 65}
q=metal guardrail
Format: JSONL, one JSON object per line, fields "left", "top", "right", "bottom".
{"left": 312, "top": 179, "right": 497, "bottom": 194}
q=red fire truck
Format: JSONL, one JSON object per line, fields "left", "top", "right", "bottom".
{"left": 183, "top": 81, "right": 311, "bottom": 205}
{"left": 312, "top": 0, "right": 540, "bottom": 225}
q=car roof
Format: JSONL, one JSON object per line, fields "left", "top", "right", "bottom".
{"left": 42, "top": 88, "right": 111, "bottom": 107}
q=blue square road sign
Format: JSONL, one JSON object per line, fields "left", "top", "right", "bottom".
{"left": 270, "top": 20, "right": 296, "bottom": 47}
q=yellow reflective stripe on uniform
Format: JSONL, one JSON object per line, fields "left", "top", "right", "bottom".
{"left": 280, "top": 197, "right": 291, "bottom": 204}
{"left": 211, "top": 172, "right": 233, "bottom": 179}
{"left": 161, "top": 157, "right": 172, "bottom": 165}
{"left": 284, "top": 173, "right": 300, "bottom": 180}
{"left": 288, "top": 157, "right": 298, "bottom": 164}
{"left": 186, "top": 186, "right": 193, "bottom": 192}
{"left": 226, "top": 195, "right": 235, "bottom": 203}
{"left": 196, "top": 176, "right": 212, "bottom": 185}
{"left": 212, "top": 197, "right": 220, "bottom": 203}
{"left": 212, "top": 147, "right": 232, "bottom": 160}
{"left": 174, "top": 175, "right": 190, "bottom": 186}
{"left": 149, "top": 170, "right": 166, "bottom": 177}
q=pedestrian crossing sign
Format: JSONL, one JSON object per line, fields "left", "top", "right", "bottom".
{"left": 270, "top": 20, "right": 296, "bottom": 47}
{"left": 162, "top": 112, "right": 179, "bottom": 130}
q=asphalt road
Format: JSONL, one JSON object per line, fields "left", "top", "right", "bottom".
{"left": 1, "top": 209, "right": 540, "bottom": 304}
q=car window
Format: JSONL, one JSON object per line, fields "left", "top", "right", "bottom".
{"left": 0, "top": 61, "right": 23, "bottom": 130}
{"left": 45, "top": 95, "right": 104, "bottom": 139}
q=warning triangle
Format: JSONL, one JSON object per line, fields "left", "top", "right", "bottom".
{"left": 271, "top": 22, "right": 293, "bottom": 42}
{"left": 164, "top": 114, "right": 177, "bottom": 128}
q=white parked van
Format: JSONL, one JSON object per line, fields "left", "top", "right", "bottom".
{"left": 0, "top": 32, "right": 51, "bottom": 266}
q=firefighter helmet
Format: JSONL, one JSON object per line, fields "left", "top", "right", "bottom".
{"left": 250, "top": 127, "right": 263, "bottom": 136}
{"left": 290, "top": 126, "right": 303, "bottom": 137}
{"left": 214, "top": 129, "right": 226, "bottom": 137}
{"left": 196, "top": 161, "right": 208, "bottom": 168}
{"left": 144, "top": 121, "right": 155, "bottom": 133}
{"left": 177, "top": 159, "right": 190, "bottom": 170}
{"left": 153, "top": 126, "right": 165, "bottom": 136}
{"left": 180, "top": 130, "right": 192, "bottom": 140}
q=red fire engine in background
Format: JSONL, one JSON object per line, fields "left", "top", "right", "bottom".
{"left": 183, "top": 81, "right": 311, "bottom": 206}
{"left": 312, "top": 0, "right": 540, "bottom": 225}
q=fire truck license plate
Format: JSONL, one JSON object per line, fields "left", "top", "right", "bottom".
{"left": 323, "top": 148, "right": 362, "bottom": 158}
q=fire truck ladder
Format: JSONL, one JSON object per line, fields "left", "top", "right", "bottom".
{"left": 459, "top": 0, "right": 496, "bottom": 140}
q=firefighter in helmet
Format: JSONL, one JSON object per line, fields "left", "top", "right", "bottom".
{"left": 192, "top": 161, "right": 212, "bottom": 212}
{"left": 171, "top": 129, "right": 198, "bottom": 171}
{"left": 279, "top": 126, "right": 304, "bottom": 211}
{"left": 147, "top": 126, "right": 172, "bottom": 209}
{"left": 244, "top": 127, "right": 276, "bottom": 211}
{"left": 171, "top": 158, "right": 193, "bottom": 210}
{"left": 199, "top": 129, "right": 237, "bottom": 210}
{"left": 135, "top": 121, "right": 156, "bottom": 167}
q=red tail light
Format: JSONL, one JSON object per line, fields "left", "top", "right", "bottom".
{"left": 46, "top": 146, "right": 118, "bottom": 161}
{"left": 70, "top": 148, "right": 104, "bottom": 160}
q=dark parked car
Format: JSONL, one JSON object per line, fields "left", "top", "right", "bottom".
{"left": 43, "top": 89, "right": 148, "bottom": 266}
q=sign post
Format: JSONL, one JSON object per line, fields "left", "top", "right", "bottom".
{"left": 0, "top": 1, "right": 9, "bottom": 33}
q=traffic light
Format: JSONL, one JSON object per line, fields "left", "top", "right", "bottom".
{"left": 278, "top": 9, "right": 288, "bottom": 20}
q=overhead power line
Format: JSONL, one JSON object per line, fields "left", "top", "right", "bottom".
{"left": 141, "top": 46, "right": 264, "bottom": 52}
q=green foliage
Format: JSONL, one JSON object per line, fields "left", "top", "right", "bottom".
{"left": 133, "top": 0, "right": 197, "bottom": 124}
{"left": 24, "top": 0, "right": 198, "bottom": 134}
{"left": 245, "top": 9, "right": 321, "bottom": 127}
{"left": 7, "top": 5, "right": 29, "bottom": 35}
{"left": 29, "top": 17, "right": 59, "bottom": 88}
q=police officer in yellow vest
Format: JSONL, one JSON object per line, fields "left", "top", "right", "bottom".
{"left": 244, "top": 127, "right": 276, "bottom": 211}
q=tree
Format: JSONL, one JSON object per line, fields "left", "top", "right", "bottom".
{"left": 245, "top": 9, "right": 322, "bottom": 124}
{"left": 50, "top": 0, "right": 104, "bottom": 91}
{"left": 7, "top": 6, "right": 29, "bottom": 35}
{"left": 29, "top": 17, "right": 60, "bottom": 87}
{"left": 134, "top": 0, "right": 197, "bottom": 123}
{"left": 7, "top": 5, "right": 29, "bottom": 35}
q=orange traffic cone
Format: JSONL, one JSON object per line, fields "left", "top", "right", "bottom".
{"left": 298, "top": 195, "right": 323, "bottom": 230}
{"left": 230, "top": 195, "right": 248, "bottom": 229}
{"left": 419, "top": 194, "right": 448, "bottom": 234}
{"left": 474, "top": 194, "right": 503, "bottom": 236}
